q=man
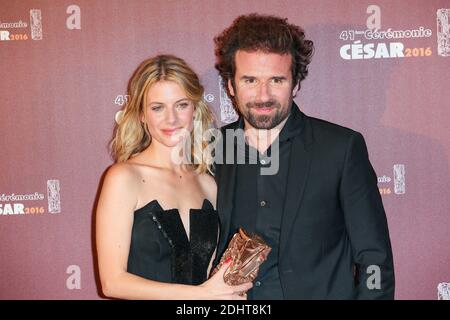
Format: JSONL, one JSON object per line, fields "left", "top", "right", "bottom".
{"left": 213, "top": 14, "right": 395, "bottom": 299}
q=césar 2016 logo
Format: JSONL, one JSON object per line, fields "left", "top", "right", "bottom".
{"left": 339, "top": 5, "right": 434, "bottom": 60}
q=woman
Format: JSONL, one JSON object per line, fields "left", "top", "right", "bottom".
{"left": 96, "top": 55, "right": 251, "bottom": 299}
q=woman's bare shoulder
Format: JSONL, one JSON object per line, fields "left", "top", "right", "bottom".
{"left": 102, "top": 163, "right": 147, "bottom": 196}
{"left": 106, "top": 162, "right": 141, "bottom": 181}
{"left": 97, "top": 163, "right": 142, "bottom": 214}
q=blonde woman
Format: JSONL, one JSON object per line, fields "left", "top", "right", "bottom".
{"left": 96, "top": 55, "right": 251, "bottom": 299}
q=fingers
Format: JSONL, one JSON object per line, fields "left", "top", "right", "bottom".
{"left": 232, "top": 292, "right": 248, "bottom": 300}
{"left": 228, "top": 281, "right": 252, "bottom": 300}
{"left": 215, "top": 257, "right": 233, "bottom": 277}
{"left": 232, "top": 281, "right": 253, "bottom": 293}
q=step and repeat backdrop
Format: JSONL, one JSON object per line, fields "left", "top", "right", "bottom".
{"left": 1, "top": 0, "right": 449, "bottom": 299}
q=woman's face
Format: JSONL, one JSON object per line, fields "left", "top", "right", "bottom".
{"left": 143, "top": 80, "right": 195, "bottom": 148}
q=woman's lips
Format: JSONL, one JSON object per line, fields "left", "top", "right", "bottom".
{"left": 161, "top": 128, "right": 182, "bottom": 136}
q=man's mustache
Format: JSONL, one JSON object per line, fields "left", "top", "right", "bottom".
{"left": 246, "top": 100, "right": 279, "bottom": 109}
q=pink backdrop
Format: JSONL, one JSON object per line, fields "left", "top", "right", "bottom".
{"left": 1, "top": 0, "right": 449, "bottom": 299}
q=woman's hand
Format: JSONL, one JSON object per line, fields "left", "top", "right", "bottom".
{"left": 197, "top": 258, "right": 253, "bottom": 300}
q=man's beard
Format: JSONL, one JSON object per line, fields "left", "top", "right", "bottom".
{"left": 241, "top": 98, "right": 291, "bottom": 129}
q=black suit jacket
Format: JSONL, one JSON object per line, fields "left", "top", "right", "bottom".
{"left": 214, "top": 105, "right": 395, "bottom": 299}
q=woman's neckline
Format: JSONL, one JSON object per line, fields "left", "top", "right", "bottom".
{"left": 134, "top": 198, "right": 215, "bottom": 214}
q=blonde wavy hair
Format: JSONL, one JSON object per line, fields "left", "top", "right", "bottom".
{"left": 110, "top": 55, "right": 215, "bottom": 174}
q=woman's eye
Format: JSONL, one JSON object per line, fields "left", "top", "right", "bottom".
{"left": 151, "top": 106, "right": 162, "bottom": 111}
{"left": 177, "top": 102, "right": 190, "bottom": 109}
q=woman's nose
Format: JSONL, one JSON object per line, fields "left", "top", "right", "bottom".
{"left": 165, "top": 107, "right": 178, "bottom": 124}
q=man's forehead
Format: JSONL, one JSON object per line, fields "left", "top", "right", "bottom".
{"left": 234, "top": 50, "right": 292, "bottom": 76}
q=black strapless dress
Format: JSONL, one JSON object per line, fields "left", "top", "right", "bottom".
{"left": 127, "top": 199, "right": 218, "bottom": 285}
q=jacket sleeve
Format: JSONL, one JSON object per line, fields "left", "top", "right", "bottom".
{"left": 339, "top": 132, "right": 395, "bottom": 299}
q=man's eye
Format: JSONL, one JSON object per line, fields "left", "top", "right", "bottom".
{"left": 244, "top": 78, "right": 256, "bottom": 84}
{"left": 272, "top": 78, "right": 284, "bottom": 84}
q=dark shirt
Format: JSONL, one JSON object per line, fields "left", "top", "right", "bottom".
{"left": 230, "top": 109, "right": 303, "bottom": 299}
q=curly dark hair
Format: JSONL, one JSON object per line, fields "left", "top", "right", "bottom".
{"left": 214, "top": 13, "right": 314, "bottom": 91}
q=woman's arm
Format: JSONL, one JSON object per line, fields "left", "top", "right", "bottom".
{"left": 96, "top": 164, "right": 251, "bottom": 300}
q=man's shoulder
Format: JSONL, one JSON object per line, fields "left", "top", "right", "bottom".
{"left": 307, "top": 115, "right": 355, "bottom": 134}
{"left": 302, "top": 114, "right": 369, "bottom": 159}
{"left": 306, "top": 115, "right": 360, "bottom": 141}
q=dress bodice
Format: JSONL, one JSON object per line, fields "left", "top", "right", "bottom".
{"left": 127, "top": 199, "right": 218, "bottom": 285}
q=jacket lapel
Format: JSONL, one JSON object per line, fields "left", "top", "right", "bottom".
{"left": 216, "top": 162, "right": 237, "bottom": 256}
{"left": 215, "top": 120, "right": 241, "bottom": 259}
{"left": 279, "top": 114, "right": 313, "bottom": 259}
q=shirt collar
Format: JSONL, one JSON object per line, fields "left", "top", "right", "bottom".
{"left": 278, "top": 103, "right": 303, "bottom": 142}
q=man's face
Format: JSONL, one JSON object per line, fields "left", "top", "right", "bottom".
{"left": 228, "top": 50, "right": 296, "bottom": 130}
